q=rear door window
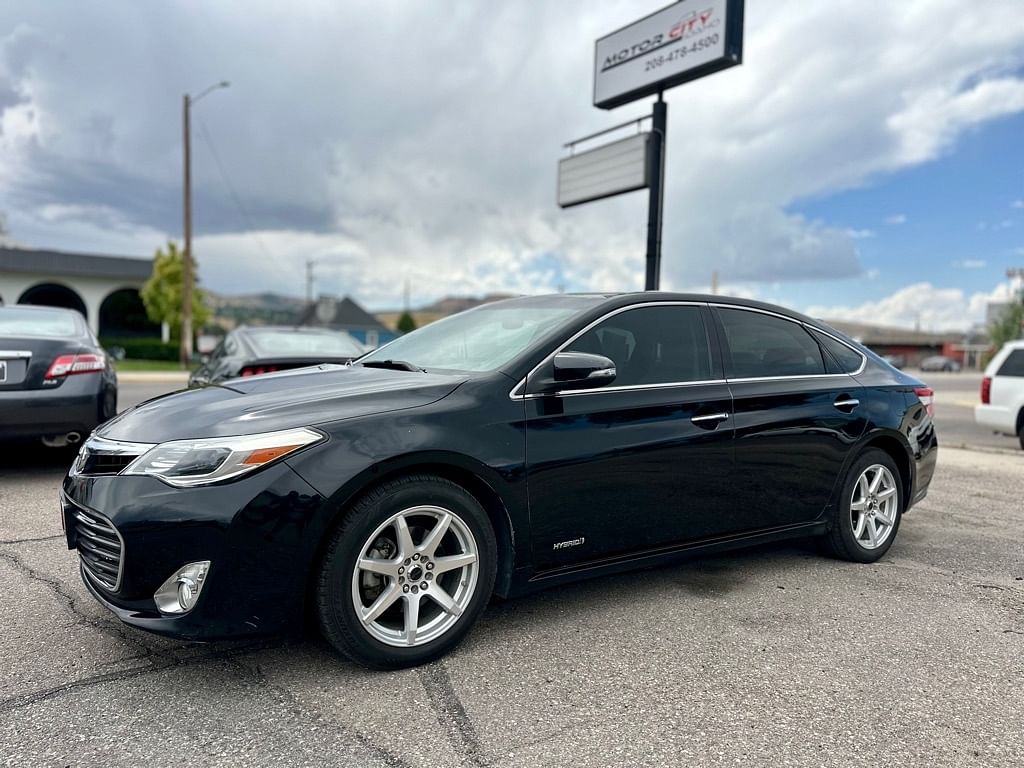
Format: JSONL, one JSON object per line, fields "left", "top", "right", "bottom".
{"left": 717, "top": 308, "right": 826, "bottom": 379}
{"left": 996, "top": 349, "right": 1024, "bottom": 377}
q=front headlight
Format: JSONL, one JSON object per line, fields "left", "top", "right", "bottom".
{"left": 122, "top": 427, "right": 324, "bottom": 487}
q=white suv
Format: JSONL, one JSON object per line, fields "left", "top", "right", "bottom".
{"left": 975, "top": 340, "right": 1024, "bottom": 449}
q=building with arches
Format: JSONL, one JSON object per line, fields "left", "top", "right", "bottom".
{"left": 0, "top": 246, "right": 158, "bottom": 338}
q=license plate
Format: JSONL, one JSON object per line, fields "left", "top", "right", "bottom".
{"left": 0, "top": 360, "right": 6, "bottom": 383}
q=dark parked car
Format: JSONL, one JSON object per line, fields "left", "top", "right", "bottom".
{"left": 188, "top": 326, "right": 364, "bottom": 387}
{"left": 919, "top": 355, "right": 961, "bottom": 373}
{"left": 62, "top": 294, "right": 937, "bottom": 668}
{"left": 1, "top": 305, "right": 117, "bottom": 448}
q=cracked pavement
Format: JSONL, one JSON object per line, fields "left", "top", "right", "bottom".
{"left": 1, "top": 382, "right": 1022, "bottom": 767}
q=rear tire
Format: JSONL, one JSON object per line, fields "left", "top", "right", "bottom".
{"left": 316, "top": 474, "right": 496, "bottom": 669}
{"left": 821, "top": 448, "right": 903, "bottom": 563}
{"left": 99, "top": 387, "right": 117, "bottom": 423}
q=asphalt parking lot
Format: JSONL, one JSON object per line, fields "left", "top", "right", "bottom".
{"left": 1, "top": 374, "right": 1021, "bottom": 767}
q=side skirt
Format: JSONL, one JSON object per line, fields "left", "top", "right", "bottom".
{"left": 507, "top": 521, "right": 827, "bottom": 598}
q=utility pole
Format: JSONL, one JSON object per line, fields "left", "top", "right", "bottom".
{"left": 180, "top": 81, "right": 229, "bottom": 369}
{"left": 306, "top": 259, "right": 315, "bottom": 306}
{"left": 181, "top": 94, "right": 192, "bottom": 368}
{"left": 644, "top": 93, "right": 667, "bottom": 291}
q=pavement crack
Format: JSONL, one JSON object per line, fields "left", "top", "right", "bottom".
{"left": 418, "top": 660, "right": 490, "bottom": 767}
{"left": 0, "top": 534, "right": 64, "bottom": 545}
{"left": 219, "top": 651, "right": 415, "bottom": 768}
{"left": 0, "top": 642, "right": 273, "bottom": 716}
{"left": 0, "top": 547, "right": 163, "bottom": 662}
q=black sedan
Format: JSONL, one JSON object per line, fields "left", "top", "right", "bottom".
{"left": 188, "top": 325, "right": 364, "bottom": 387}
{"left": 62, "top": 294, "right": 937, "bottom": 669}
{"left": 1, "top": 305, "right": 117, "bottom": 448}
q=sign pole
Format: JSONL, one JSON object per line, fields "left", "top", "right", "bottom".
{"left": 645, "top": 93, "right": 666, "bottom": 290}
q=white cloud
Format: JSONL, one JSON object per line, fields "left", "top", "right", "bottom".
{"left": 952, "top": 259, "right": 987, "bottom": 269}
{"left": 884, "top": 214, "right": 908, "bottom": 226}
{"left": 1, "top": 1, "right": 1023, "bottom": 306}
{"left": 845, "top": 228, "right": 876, "bottom": 239}
{"left": 807, "top": 281, "right": 1015, "bottom": 332}
{"left": 1012, "top": 200, "right": 1024, "bottom": 209}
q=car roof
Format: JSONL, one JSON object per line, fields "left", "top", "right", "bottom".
{"left": 489, "top": 292, "right": 826, "bottom": 327}
{"left": 1, "top": 303, "right": 83, "bottom": 315}
{"left": 235, "top": 325, "right": 347, "bottom": 334}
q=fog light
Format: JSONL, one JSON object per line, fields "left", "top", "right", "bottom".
{"left": 154, "top": 561, "right": 211, "bottom": 614}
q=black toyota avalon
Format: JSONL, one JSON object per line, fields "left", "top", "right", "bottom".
{"left": 62, "top": 293, "right": 937, "bottom": 669}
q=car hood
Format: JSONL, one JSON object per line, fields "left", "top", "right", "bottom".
{"left": 97, "top": 364, "right": 466, "bottom": 443}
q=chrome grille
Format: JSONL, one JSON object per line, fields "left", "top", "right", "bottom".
{"left": 72, "top": 436, "right": 149, "bottom": 477}
{"left": 72, "top": 503, "right": 124, "bottom": 592}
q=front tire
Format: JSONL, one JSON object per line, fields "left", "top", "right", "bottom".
{"left": 822, "top": 448, "right": 903, "bottom": 563}
{"left": 316, "top": 474, "right": 497, "bottom": 669}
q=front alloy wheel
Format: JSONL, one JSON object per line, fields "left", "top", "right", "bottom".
{"left": 317, "top": 475, "right": 496, "bottom": 669}
{"left": 352, "top": 505, "right": 479, "bottom": 647}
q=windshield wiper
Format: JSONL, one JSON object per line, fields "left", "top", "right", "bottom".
{"left": 359, "top": 359, "right": 426, "bottom": 373}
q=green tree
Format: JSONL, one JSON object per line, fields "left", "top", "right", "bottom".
{"left": 397, "top": 311, "right": 417, "bottom": 334}
{"left": 987, "top": 290, "right": 1024, "bottom": 352}
{"left": 140, "top": 241, "right": 210, "bottom": 339}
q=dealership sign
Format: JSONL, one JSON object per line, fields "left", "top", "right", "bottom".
{"left": 594, "top": 0, "right": 744, "bottom": 109}
{"left": 558, "top": 132, "right": 651, "bottom": 208}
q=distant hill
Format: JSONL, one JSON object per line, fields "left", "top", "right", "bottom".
{"left": 376, "top": 293, "right": 517, "bottom": 331}
{"left": 206, "top": 291, "right": 306, "bottom": 330}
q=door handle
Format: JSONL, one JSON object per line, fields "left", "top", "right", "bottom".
{"left": 691, "top": 412, "right": 730, "bottom": 427}
{"left": 833, "top": 397, "right": 860, "bottom": 411}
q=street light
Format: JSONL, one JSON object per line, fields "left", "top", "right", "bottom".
{"left": 181, "top": 80, "right": 230, "bottom": 367}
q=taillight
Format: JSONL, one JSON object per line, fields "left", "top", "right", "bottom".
{"left": 914, "top": 387, "right": 934, "bottom": 417}
{"left": 239, "top": 365, "right": 278, "bottom": 377}
{"left": 44, "top": 353, "right": 105, "bottom": 380}
{"left": 981, "top": 376, "right": 991, "bottom": 405}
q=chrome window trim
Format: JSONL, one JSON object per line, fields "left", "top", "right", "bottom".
{"left": 710, "top": 303, "right": 867, "bottom": 380}
{"left": 508, "top": 301, "right": 708, "bottom": 401}
{"left": 509, "top": 300, "right": 869, "bottom": 401}
{"left": 549, "top": 378, "right": 728, "bottom": 398}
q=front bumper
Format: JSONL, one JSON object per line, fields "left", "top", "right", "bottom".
{"left": 62, "top": 462, "right": 327, "bottom": 640}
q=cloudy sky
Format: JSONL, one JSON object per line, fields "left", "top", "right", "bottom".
{"left": 1, "top": 0, "right": 1023, "bottom": 329}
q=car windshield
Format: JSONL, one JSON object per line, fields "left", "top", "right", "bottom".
{"left": 246, "top": 330, "right": 363, "bottom": 357}
{"left": 359, "top": 298, "right": 600, "bottom": 373}
{"left": 0, "top": 307, "right": 79, "bottom": 337}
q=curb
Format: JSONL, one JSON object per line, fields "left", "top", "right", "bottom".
{"left": 945, "top": 442, "right": 1022, "bottom": 458}
{"left": 116, "top": 372, "right": 190, "bottom": 383}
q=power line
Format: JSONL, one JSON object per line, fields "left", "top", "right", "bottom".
{"left": 195, "top": 116, "right": 297, "bottom": 293}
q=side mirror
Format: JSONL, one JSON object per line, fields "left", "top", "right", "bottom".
{"left": 531, "top": 351, "right": 616, "bottom": 393}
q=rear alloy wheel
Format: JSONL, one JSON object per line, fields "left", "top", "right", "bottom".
{"left": 822, "top": 448, "right": 903, "bottom": 563}
{"left": 316, "top": 475, "right": 496, "bottom": 669}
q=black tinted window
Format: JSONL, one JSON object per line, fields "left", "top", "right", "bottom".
{"left": 997, "top": 349, "right": 1024, "bottom": 377}
{"left": 718, "top": 308, "right": 825, "bottom": 378}
{"left": 565, "top": 306, "right": 713, "bottom": 386}
{"left": 811, "top": 329, "right": 864, "bottom": 374}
